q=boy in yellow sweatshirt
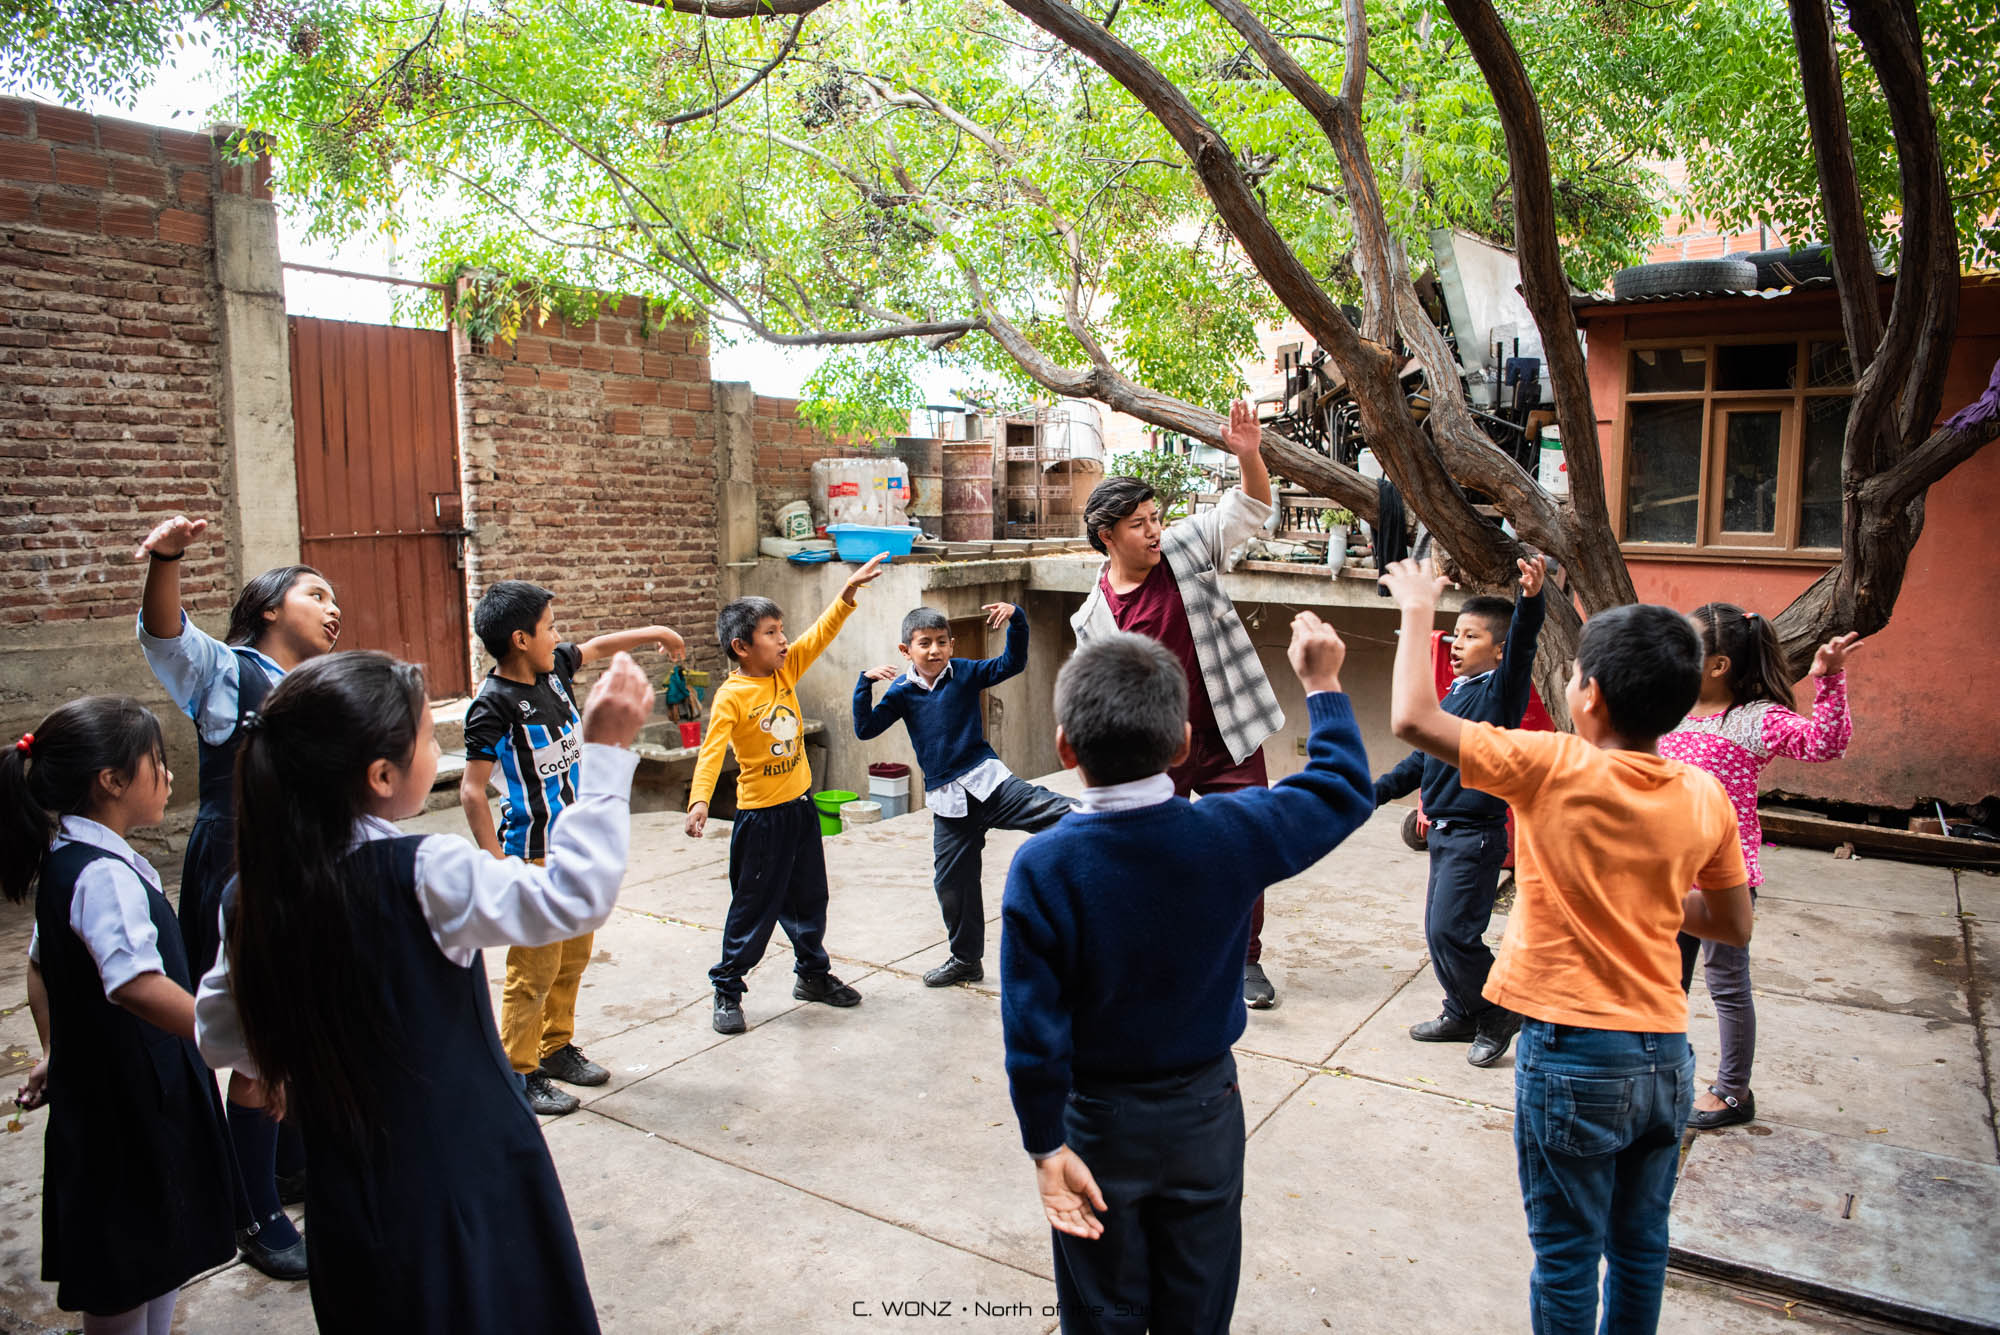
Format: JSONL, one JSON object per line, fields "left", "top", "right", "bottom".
{"left": 686, "top": 553, "right": 887, "bottom": 1033}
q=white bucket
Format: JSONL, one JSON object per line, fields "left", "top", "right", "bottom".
{"left": 1537, "top": 427, "right": 1568, "bottom": 496}
{"left": 868, "top": 772, "right": 910, "bottom": 818}
{"left": 840, "top": 800, "right": 884, "bottom": 831}
{"left": 776, "top": 499, "right": 814, "bottom": 540}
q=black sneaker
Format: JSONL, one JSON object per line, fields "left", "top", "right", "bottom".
{"left": 1467, "top": 1010, "right": 1524, "bottom": 1068}
{"left": 793, "top": 972, "right": 862, "bottom": 1007}
{"left": 1243, "top": 962, "right": 1277, "bottom": 1009}
{"left": 713, "top": 990, "right": 746, "bottom": 1035}
{"left": 237, "top": 1222, "right": 309, "bottom": 1281}
{"left": 276, "top": 1168, "right": 307, "bottom": 1207}
{"left": 538, "top": 1043, "right": 610, "bottom": 1088}
{"left": 922, "top": 957, "right": 984, "bottom": 987}
{"left": 523, "top": 1071, "right": 581, "bottom": 1116}
{"left": 1409, "top": 1012, "right": 1479, "bottom": 1042}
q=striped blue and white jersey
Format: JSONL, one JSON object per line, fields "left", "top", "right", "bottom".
{"left": 463, "top": 643, "right": 585, "bottom": 860}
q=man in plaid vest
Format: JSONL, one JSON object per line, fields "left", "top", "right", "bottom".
{"left": 1069, "top": 401, "right": 1289, "bottom": 1007}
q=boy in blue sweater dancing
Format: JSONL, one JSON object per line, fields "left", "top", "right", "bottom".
{"left": 1000, "top": 616, "right": 1373, "bottom": 1334}
{"left": 855, "top": 603, "right": 1075, "bottom": 987}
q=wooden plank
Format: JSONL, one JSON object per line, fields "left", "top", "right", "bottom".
{"left": 1760, "top": 810, "right": 2000, "bottom": 867}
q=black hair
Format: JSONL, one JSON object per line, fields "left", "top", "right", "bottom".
{"left": 1575, "top": 603, "right": 1704, "bottom": 741}
{"left": 1456, "top": 595, "right": 1515, "bottom": 642}
{"left": 900, "top": 607, "right": 950, "bottom": 644}
{"left": 225, "top": 564, "right": 327, "bottom": 647}
{"left": 0, "top": 697, "right": 166, "bottom": 904}
{"left": 1082, "top": 477, "right": 1157, "bottom": 555}
{"left": 717, "top": 596, "right": 782, "bottom": 663}
{"left": 1690, "top": 603, "right": 1795, "bottom": 713}
{"left": 230, "top": 651, "right": 428, "bottom": 1151}
{"left": 472, "top": 580, "right": 556, "bottom": 660}
{"left": 1055, "top": 632, "right": 1188, "bottom": 784}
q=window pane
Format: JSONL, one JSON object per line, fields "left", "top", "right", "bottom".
{"left": 1718, "top": 411, "right": 1783, "bottom": 533}
{"left": 1800, "top": 398, "right": 1848, "bottom": 548}
{"left": 1629, "top": 346, "right": 1706, "bottom": 394}
{"left": 1806, "top": 340, "right": 1854, "bottom": 388}
{"left": 1715, "top": 342, "right": 1796, "bottom": 390}
{"left": 1625, "top": 402, "right": 1703, "bottom": 543}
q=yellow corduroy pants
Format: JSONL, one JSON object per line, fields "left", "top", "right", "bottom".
{"left": 500, "top": 931, "right": 595, "bottom": 1075}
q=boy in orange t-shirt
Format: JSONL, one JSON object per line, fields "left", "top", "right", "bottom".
{"left": 1379, "top": 559, "right": 1751, "bottom": 1335}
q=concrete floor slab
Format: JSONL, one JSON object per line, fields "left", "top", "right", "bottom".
{"left": 1959, "top": 868, "right": 2000, "bottom": 924}
{"left": 1683, "top": 989, "right": 1991, "bottom": 1161}
{"left": 591, "top": 969, "right": 1053, "bottom": 1275}
{"left": 1330, "top": 959, "right": 1521, "bottom": 1106}
{"left": 1672, "top": 1122, "right": 2000, "bottom": 1331}
{"left": 1741, "top": 896, "right": 1972, "bottom": 1022}
{"left": 1756, "top": 843, "right": 1961, "bottom": 917}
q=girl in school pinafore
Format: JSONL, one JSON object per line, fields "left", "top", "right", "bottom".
{"left": 288, "top": 834, "right": 598, "bottom": 1333}
{"left": 35, "top": 840, "right": 235, "bottom": 1314}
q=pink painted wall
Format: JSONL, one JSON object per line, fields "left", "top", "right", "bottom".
{"left": 1579, "top": 278, "right": 2000, "bottom": 808}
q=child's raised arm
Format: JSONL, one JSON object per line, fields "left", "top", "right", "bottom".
{"left": 967, "top": 604, "right": 1029, "bottom": 690}
{"left": 853, "top": 667, "right": 908, "bottom": 740}
{"left": 1497, "top": 556, "right": 1548, "bottom": 725}
{"left": 1382, "top": 560, "right": 1464, "bottom": 767}
{"left": 135, "top": 513, "right": 207, "bottom": 639}
{"left": 1764, "top": 634, "right": 1862, "bottom": 762}
{"left": 579, "top": 624, "right": 687, "bottom": 665}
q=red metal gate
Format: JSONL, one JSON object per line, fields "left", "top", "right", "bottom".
{"left": 289, "top": 317, "right": 471, "bottom": 698}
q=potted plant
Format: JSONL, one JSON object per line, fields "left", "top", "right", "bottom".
{"left": 1323, "top": 507, "right": 1357, "bottom": 568}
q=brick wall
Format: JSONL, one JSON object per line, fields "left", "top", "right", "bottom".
{"left": 456, "top": 303, "right": 733, "bottom": 677}
{"left": 749, "top": 394, "right": 876, "bottom": 533}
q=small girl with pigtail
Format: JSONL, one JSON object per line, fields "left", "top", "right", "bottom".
{"left": 1660, "top": 604, "right": 1861, "bottom": 1129}
{"left": 1, "top": 699, "right": 235, "bottom": 1335}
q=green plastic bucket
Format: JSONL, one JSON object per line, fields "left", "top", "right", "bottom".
{"left": 812, "top": 789, "right": 859, "bottom": 835}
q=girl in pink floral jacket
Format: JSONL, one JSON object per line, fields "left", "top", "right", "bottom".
{"left": 1659, "top": 603, "right": 1862, "bottom": 1129}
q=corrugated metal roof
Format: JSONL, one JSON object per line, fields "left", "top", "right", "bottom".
{"left": 1573, "top": 275, "right": 1842, "bottom": 311}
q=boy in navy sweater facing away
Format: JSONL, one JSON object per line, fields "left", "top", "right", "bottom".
{"left": 1372, "top": 554, "right": 1547, "bottom": 1068}
{"left": 855, "top": 602, "right": 1075, "bottom": 987}
{"left": 1000, "top": 616, "right": 1373, "bottom": 1335}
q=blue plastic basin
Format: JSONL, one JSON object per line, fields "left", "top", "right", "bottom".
{"left": 824, "top": 525, "right": 920, "bottom": 562}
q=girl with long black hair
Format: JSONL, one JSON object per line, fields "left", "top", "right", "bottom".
{"left": 2, "top": 698, "right": 234, "bottom": 1334}
{"left": 134, "top": 512, "right": 340, "bottom": 1278}
{"left": 195, "top": 649, "right": 653, "bottom": 1332}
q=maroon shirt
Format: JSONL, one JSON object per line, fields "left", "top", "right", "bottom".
{"left": 1099, "top": 560, "right": 1222, "bottom": 744}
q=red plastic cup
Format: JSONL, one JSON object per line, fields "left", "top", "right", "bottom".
{"left": 678, "top": 721, "right": 702, "bottom": 748}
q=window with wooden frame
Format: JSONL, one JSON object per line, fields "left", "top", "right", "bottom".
{"left": 1619, "top": 337, "right": 1853, "bottom": 558}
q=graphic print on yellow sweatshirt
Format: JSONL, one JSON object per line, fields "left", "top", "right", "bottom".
{"left": 690, "top": 596, "right": 856, "bottom": 810}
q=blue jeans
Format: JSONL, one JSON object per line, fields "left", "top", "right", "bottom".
{"left": 1513, "top": 1021, "right": 1695, "bottom": 1334}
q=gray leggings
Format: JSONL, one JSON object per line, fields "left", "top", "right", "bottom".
{"left": 1696, "top": 938, "right": 1756, "bottom": 1100}
{"left": 83, "top": 1290, "right": 177, "bottom": 1335}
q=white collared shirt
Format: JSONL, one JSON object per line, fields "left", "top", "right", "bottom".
{"left": 27, "top": 815, "right": 168, "bottom": 1000}
{"left": 906, "top": 661, "right": 1012, "bottom": 819}
{"left": 1075, "top": 772, "right": 1176, "bottom": 814}
{"left": 195, "top": 743, "right": 641, "bottom": 1077}
{"left": 137, "top": 610, "right": 285, "bottom": 746}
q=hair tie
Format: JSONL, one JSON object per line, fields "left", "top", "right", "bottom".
{"left": 14, "top": 733, "right": 31, "bottom": 755}
{"left": 1743, "top": 611, "right": 1758, "bottom": 624}
{"left": 239, "top": 711, "right": 264, "bottom": 734}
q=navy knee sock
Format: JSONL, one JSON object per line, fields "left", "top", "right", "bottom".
{"left": 226, "top": 1103, "right": 301, "bottom": 1249}
{"left": 274, "top": 1119, "right": 306, "bottom": 1179}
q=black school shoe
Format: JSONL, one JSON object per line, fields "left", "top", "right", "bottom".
{"left": 539, "top": 1043, "right": 610, "bottom": 1088}
{"left": 238, "top": 1222, "right": 309, "bottom": 1281}
{"left": 523, "top": 1071, "right": 581, "bottom": 1116}
{"left": 713, "top": 990, "right": 747, "bottom": 1035}
{"left": 923, "top": 957, "right": 984, "bottom": 987}
{"left": 793, "top": 972, "right": 862, "bottom": 1007}
{"left": 1410, "top": 1012, "right": 1479, "bottom": 1042}
{"left": 1688, "top": 1087, "right": 1755, "bottom": 1131}
{"left": 1243, "top": 962, "right": 1277, "bottom": 1009}
{"left": 1467, "top": 1010, "right": 1524, "bottom": 1068}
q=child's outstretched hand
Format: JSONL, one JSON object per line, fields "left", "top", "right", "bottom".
{"left": 135, "top": 514, "right": 208, "bottom": 562}
{"left": 841, "top": 552, "right": 891, "bottom": 604}
{"left": 863, "top": 664, "right": 901, "bottom": 683}
{"left": 1812, "top": 632, "right": 1865, "bottom": 677}
{"left": 1219, "top": 399, "right": 1261, "bottom": 460}
{"left": 580, "top": 653, "right": 654, "bottom": 748}
{"left": 654, "top": 628, "right": 688, "bottom": 662}
{"left": 1036, "top": 1147, "right": 1107, "bottom": 1240}
{"left": 1286, "top": 610, "right": 1347, "bottom": 694}
{"left": 982, "top": 602, "right": 1015, "bottom": 629}
{"left": 684, "top": 802, "right": 708, "bottom": 839}
{"left": 1379, "top": 557, "right": 1452, "bottom": 612}
{"left": 1517, "top": 554, "right": 1547, "bottom": 598}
